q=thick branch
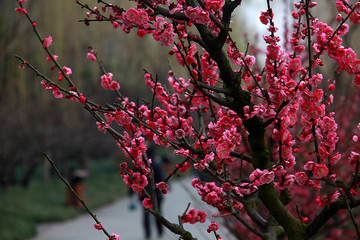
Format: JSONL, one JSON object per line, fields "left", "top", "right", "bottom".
{"left": 258, "top": 183, "right": 307, "bottom": 240}
{"left": 141, "top": 0, "right": 189, "bottom": 21}
{"left": 244, "top": 197, "right": 267, "bottom": 229}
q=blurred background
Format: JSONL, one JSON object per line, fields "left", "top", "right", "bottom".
{"left": 1, "top": 0, "right": 172, "bottom": 239}
{"left": 1, "top": 0, "right": 360, "bottom": 240}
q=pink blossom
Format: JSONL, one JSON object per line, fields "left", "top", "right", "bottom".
{"left": 100, "top": 73, "right": 120, "bottom": 91}
{"left": 123, "top": 8, "right": 138, "bottom": 22}
{"left": 135, "top": 11, "right": 149, "bottom": 28}
{"left": 309, "top": 73, "right": 323, "bottom": 87}
{"left": 15, "top": 7, "right": 27, "bottom": 15}
{"left": 40, "top": 80, "right": 52, "bottom": 90}
{"left": 260, "top": 11, "right": 270, "bottom": 25}
{"left": 123, "top": 8, "right": 149, "bottom": 29}
{"left": 222, "top": 182, "right": 233, "bottom": 192}
{"left": 288, "top": 57, "right": 301, "bottom": 71}
{"left": 185, "top": 7, "right": 210, "bottom": 24}
{"left": 62, "top": 66, "right": 72, "bottom": 76}
{"left": 283, "top": 174, "right": 295, "bottom": 189}
{"left": 96, "top": 121, "right": 109, "bottom": 134}
{"left": 94, "top": 223, "right": 103, "bottom": 230}
{"left": 304, "top": 161, "right": 315, "bottom": 171}
{"left": 46, "top": 55, "right": 58, "bottom": 62}
{"left": 87, "top": 53, "right": 97, "bottom": 62}
{"left": 156, "top": 181, "right": 169, "bottom": 194}
{"left": 52, "top": 87, "right": 63, "bottom": 99}
{"left": 114, "top": 110, "right": 132, "bottom": 126}
{"left": 350, "top": 151, "right": 360, "bottom": 168}
{"left": 216, "top": 143, "right": 231, "bottom": 159}
{"left": 175, "top": 129, "right": 186, "bottom": 139}
{"left": 204, "top": 191, "right": 220, "bottom": 205}
{"left": 43, "top": 36, "right": 53, "bottom": 48}
{"left": 266, "top": 45, "right": 280, "bottom": 61}
{"left": 110, "top": 81, "right": 120, "bottom": 91}
{"left": 182, "top": 208, "right": 206, "bottom": 224}
{"left": 107, "top": 233, "right": 119, "bottom": 240}
{"left": 259, "top": 170, "right": 275, "bottom": 185}
{"left": 244, "top": 55, "right": 256, "bottom": 67}
{"left": 337, "top": 23, "right": 349, "bottom": 36}
{"left": 158, "top": 29, "right": 175, "bottom": 46}
{"left": 76, "top": 94, "right": 86, "bottom": 104}
{"left": 101, "top": 73, "right": 112, "bottom": 89}
{"left": 137, "top": 29, "right": 146, "bottom": 38}
{"left": 207, "top": 222, "right": 219, "bottom": 233}
{"left": 142, "top": 198, "right": 153, "bottom": 209}
{"left": 179, "top": 162, "right": 191, "bottom": 173}
{"left": 353, "top": 74, "right": 360, "bottom": 86}
{"left": 249, "top": 169, "right": 262, "bottom": 185}
{"left": 295, "top": 172, "right": 308, "bottom": 186}
{"left": 174, "top": 148, "right": 190, "bottom": 157}
{"left": 112, "top": 21, "right": 119, "bottom": 29}
{"left": 312, "top": 163, "right": 329, "bottom": 178}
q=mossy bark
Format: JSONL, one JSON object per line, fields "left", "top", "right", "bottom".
{"left": 246, "top": 116, "right": 307, "bottom": 240}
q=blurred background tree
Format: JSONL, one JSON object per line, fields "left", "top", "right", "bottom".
{"left": 0, "top": 0, "right": 172, "bottom": 189}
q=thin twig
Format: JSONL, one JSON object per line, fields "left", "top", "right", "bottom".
{"left": 341, "top": 192, "right": 360, "bottom": 239}
{"left": 43, "top": 153, "right": 114, "bottom": 240}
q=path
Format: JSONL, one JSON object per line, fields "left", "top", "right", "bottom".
{"left": 30, "top": 177, "right": 236, "bottom": 240}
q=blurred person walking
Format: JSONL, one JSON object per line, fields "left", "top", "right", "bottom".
{"left": 129, "top": 144, "right": 167, "bottom": 240}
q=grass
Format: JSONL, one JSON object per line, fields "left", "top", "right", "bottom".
{"left": 0, "top": 159, "right": 127, "bottom": 240}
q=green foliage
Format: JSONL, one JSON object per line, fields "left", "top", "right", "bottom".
{"left": 0, "top": 159, "right": 126, "bottom": 240}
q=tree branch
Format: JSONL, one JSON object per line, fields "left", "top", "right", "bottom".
{"left": 306, "top": 198, "right": 360, "bottom": 237}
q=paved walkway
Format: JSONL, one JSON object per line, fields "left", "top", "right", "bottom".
{"left": 30, "top": 177, "right": 236, "bottom": 240}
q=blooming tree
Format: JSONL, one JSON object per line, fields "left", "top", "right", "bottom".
{"left": 15, "top": 0, "right": 360, "bottom": 239}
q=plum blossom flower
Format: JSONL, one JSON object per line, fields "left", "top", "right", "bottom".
{"left": 52, "top": 87, "right": 63, "bottom": 99}
{"left": 288, "top": 57, "right": 301, "bottom": 71}
{"left": 15, "top": 7, "right": 27, "bottom": 15}
{"left": 295, "top": 172, "right": 308, "bottom": 186}
{"left": 216, "top": 143, "right": 231, "bottom": 159}
{"left": 156, "top": 181, "right": 169, "bottom": 194}
{"left": 142, "top": 198, "right": 153, "bottom": 209}
{"left": 204, "top": 0, "right": 224, "bottom": 11}
{"left": 312, "top": 163, "right": 329, "bottom": 178}
{"left": 152, "top": 17, "right": 175, "bottom": 46}
{"left": 43, "top": 36, "right": 53, "bottom": 48}
{"left": 107, "top": 233, "right": 119, "bottom": 240}
{"left": 309, "top": 73, "right": 323, "bottom": 87}
{"left": 101, "top": 73, "right": 120, "bottom": 91}
{"left": 207, "top": 222, "right": 219, "bottom": 233}
{"left": 46, "top": 55, "right": 58, "bottom": 62}
{"left": 123, "top": 8, "right": 149, "bottom": 29}
{"left": 350, "top": 151, "right": 360, "bottom": 168}
{"left": 182, "top": 208, "right": 206, "bottom": 224}
{"left": 87, "top": 52, "right": 97, "bottom": 62}
{"left": 185, "top": 7, "right": 210, "bottom": 24}
{"left": 97, "top": 121, "right": 109, "bottom": 134}
{"left": 62, "top": 66, "right": 72, "bottom": 76}
{"left": 94, "top": 223, "right": 103, "bottom": 230}
{"left": 250, "top": 169, "right": 274, "bottom": 186}
{"left": 304, "top": 161, "right": 315, "bottom": 171}
{"left": 260, "top": 170, "right": 275, "bottom": 185}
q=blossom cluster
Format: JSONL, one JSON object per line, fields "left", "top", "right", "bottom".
{"left": 181, "top": 208, "right": 207, "bottom": 224}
